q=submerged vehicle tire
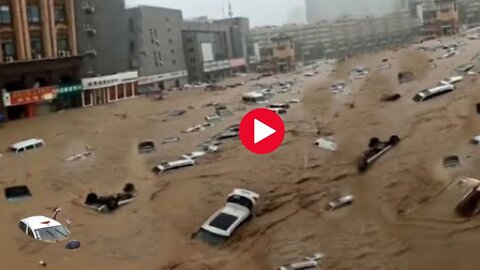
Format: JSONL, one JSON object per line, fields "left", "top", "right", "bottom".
{"left": 106, "top": 197, "right": 119, "bottom": 211}
{"left": 389, "top": 135, "right": 400, "bottom": 146}
{"left": 85, "top": 193, "right": 98, "bottom": 205}
{"left": 368, "top": 137, "right": 380, "bottom": 148}
{"left": 123, "top": 183, "right": 135, "bottom": 193}
{"left": 357, "top": 158, "right": 369, "bottom": 172}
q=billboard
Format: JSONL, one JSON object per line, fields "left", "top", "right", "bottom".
{"left": 201, "top": 43, "right": 214, "bottom": 62}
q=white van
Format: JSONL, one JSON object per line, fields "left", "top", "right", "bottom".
{"left": 152, "top": 159, "right": 195, "bottom": 173}
{"left": 10, "top": 139, "right": 45, "bottom": 154}
{"left": 413, "top": 84, "right": 455, "bottom": 102}
{"left": 242, "top": 92, "right": 268, "bottom": 104}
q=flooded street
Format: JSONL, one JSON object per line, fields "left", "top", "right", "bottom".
{"left": 2, "top": 36, "right": 480, "bottom": 270}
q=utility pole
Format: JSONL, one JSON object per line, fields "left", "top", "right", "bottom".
{"left": 228, "top": 1, "right": 234, "bottom": 18}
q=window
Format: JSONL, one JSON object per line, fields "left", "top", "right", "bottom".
{"left": 188, "top": 48, "right": 194, "bottom": 53}
{"left": 54, "top": 5, "right": 66, "bottom": 22}
{"left": 149, "top": 28, "right": 153, "bottom": 39}
{"left": 154, "top": 28, "right": 158, "bottom": 38}
{"left": 129, "top": 18, "right": 134, "bottom": 32}
{"left": 190, "top": 57, "right": 196, "bottom": 62}
{"left": 172, "top": 60, "right": 176, "bottom": 65}
{"left": 157, "top": 51, "right": 162, "bottom": 61}
{"left": 26, "top": 145, "right": 35, "bottom": 151}
{"left": 166, "top": 17, "right": 169, "bottom": 22}
{"left": 57, "top": 34, "right": 69, "bottom": 51}
{"left": 0, "top": 5, "right": 11, "bottom": 24}
{"left": 2, "top": 40, "right": 15, "bottom": 58}
{"left": 27, "top": 5, "right": 41, "bottom": 23}
{"left": 18, "top": 222, "right": 27, "bottom": 232}
{"left": 30, "top": 36, "right": 43, "bottom": 56}
{"left": 170, "top": 49, "right": 175, "bottom": 54}
{"left": 168, "top": 28, "right": 172, "bottom": 33}
{"left": 168, "top": 39, "right": 173, "bottom": 44}
{"left": 129, "top": 40, "right": 135, "bottom": 52}
{"left": 27, "top": 227, "right": 35, "bottom": 238}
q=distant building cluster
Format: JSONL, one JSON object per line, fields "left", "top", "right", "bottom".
{"left": 251, "top": 10, "right": 420, "bottom": 63}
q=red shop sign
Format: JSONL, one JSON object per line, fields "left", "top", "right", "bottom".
{"left": 9, "top": 87, "right": 56, "bottom": 106}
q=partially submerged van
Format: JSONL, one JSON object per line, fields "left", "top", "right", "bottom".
{"left": 9, "top": 138, "right": 45, "bottom": 154}
{"left": 413, "top": 84, "right": 455, "bottom": 102}
{"left": 242, "top": 92, "right": 268, "bottom": 104}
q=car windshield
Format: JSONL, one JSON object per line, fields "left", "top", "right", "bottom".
{"left": 35, "top": 225, "right": 70, "bottom": 242}
{"left": 209, "top": 213, "right": 238, "bottom": 230}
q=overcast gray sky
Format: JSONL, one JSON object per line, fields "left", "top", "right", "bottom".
{"left": 125, "top": 0, "right": 304, "bottom": 27}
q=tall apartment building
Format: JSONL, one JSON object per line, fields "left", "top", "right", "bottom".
{"left": 251, "top": 11, "right": 419, "bottom": 62}
{"left": 74, "top": 0, "right": 129, "bottom": 76}
{"left": 0, "top": 0, "right": 83, "bottom": 120}
{"left": 181, "top": 17, "right": 250, "bottom": 83}
{"left": 127, "top": 6, "right": 188, "bottom": 91}
{"left": 421, "top": 0, "right": 459, "bottom": 36}
{"left": 305, "top": 0, "right": 409, "bottom": 23}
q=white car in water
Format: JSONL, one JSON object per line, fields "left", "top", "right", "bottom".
{"left": 197, "top": 189, "right": 259, "bottom": 242}
{"left": 19, "top": 209, "right": 71, "bottom": 243}
{"left": 181, "top": 151, "right": 207, "bottom": 160}
{"left": 440, "top": 75, "right": 463, "bottom": 85}
{"left": 152, "top": 159, "right": 195, "bottom": 173}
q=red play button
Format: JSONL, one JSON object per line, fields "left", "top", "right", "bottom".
{"left": 240, "top": 108, "right": 285, "bottom": 154}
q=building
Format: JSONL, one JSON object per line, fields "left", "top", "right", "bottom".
{"left": 421, "top": 0, "right": 459, "bottom": 36}
{"left": 74, "top": 0, "right": 129, "bottom": 76}
{"left": 127, "top": 6, "right": 188, "bottom": 92}
{"left": 305, "top": 0, "right": 409, "bottom": 23}
{"left": 80, "top": 71, "right": 138, "bottom": 107}
{"left": 458, "top": 0, "right": 480, "bottom": 26}
{"left": 258, "top": 34, "right": 296, "bottom": 73}
{"left": 181, "top": 16, "right": 250, "bottom": 83}
{"left": 251, "top": 11, "right": 420, "bottom": 62}
{"left": 0, "top": 0, "right": 83, "bottom": 120}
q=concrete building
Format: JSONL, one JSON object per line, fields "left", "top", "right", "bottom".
{"left": 80, "top": 71, "right": 138, "bottom": 107}
{"left": 74, "top": 0, "right": 129, "bottom": 76}
{"left": 127, "top": 6, "right": 188, "bottom": 91}
{"left": 181, "top": 17, "right": 250, "bottom": 83}
{"left": 458, "top": 0, "right": 480, "bottom": 26}
{"left": 251, "top": 11, "right": 419, "bottom": 62}
{"left": 258, "top": 34, "right": 296, "bottom": 73}
{"left": 305, "top": 0, "right": 409, "bottom": 23}
{"left": 0, "top": 0, "right": 83, "bottom": 120}
{"left": 421, "top": 0, "right": 459, "bottom": 36}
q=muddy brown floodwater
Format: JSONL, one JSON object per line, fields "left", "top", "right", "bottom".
{"left": 2, "top": 37, "right": 480, "bottom": 270}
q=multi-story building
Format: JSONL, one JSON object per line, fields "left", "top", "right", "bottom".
{"left": 127, "top": 6, "right": 188, "bottom": 92}
{"left": 421, "top": 0, "right": 459, "bottom": 36}
{"left": 305, "top": 0, "right": 409, "bottom": 23}
{"left": 0, "top": 0, "right": 83, "bottom": 120}
{"left": 251, "top": 11, "right": 419, "bottom": 62}
{"left": 458, "top": 0, "right": 480, "bottom": 25}
{"left": 74, "top": 0, "right": 129, "bottom": 76}
{"left": 181, "top": 16, "right": 250, "bottom": 83}
{"left": 258, "top": 33, "right": 295, "bottom": 73}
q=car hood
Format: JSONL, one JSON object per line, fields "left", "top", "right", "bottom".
{"left": 201, "top": 203, "right": 250, "bottom": 237}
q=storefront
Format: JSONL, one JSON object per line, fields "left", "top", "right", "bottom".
{"left": 55, "top": 83, "right": 83, "bottom": 110}
{"left": 137, "top": 70, "right": 189, "bottom": 93}
{"left": 2, "top": 87, "right": 56, "bottom": 120}
{"left": 81, "top": 71, "right": 138, "bottom": 107}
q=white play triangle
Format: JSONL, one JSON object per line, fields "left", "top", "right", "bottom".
{"left": 254, "top": 119, "right": 276, "bottom": 144}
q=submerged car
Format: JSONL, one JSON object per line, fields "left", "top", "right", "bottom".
{"left": 268, "top": 103, "right": 290, "bottom": 109}
{"left": 182, "top": 151, "right": 207, "bottom": 160}
{"left": 440, "top": 76, "right": 463, "bottom": 85}
{"left": 152, "top": 159, "right": 195, "bottom": 173}
{"left": 196, "top": 189, "right": 259, "bottom": 244}
{"left": 412, "top": 84, "right": 455, "bottom": 102}
{"left": 19, "top": 209, "right": 71, "bottom": 243}
{"left": 84, "top": 183, "right": 136, "bottom": 212}
{"left": 357, "top": 135, "right": 400, "bottom": 172}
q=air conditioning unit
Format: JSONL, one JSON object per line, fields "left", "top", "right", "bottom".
{"left": 82, "top": 1, "right": 95, "bottom": 13}
{"left": 86, "top": 49, "right": 97, "bottom": 56}
{"left": 58, "top": 50, "right": 66, "bottom": 57}
{"left": 5, "top": 56, "right": 14, "bottom": 62}
{"left": 65, "top": 51, "right": 71, "bottom": 56}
